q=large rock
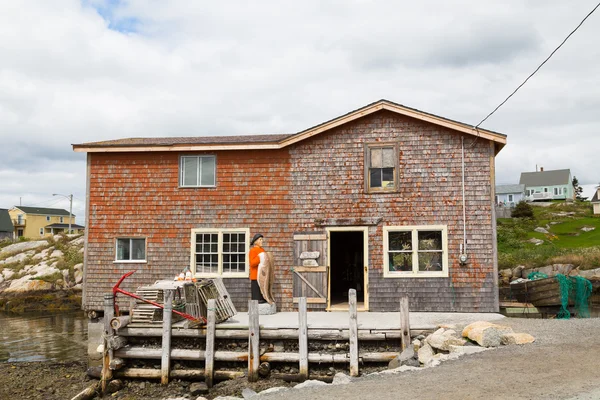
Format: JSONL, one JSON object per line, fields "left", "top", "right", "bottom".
{"left": 388, "top": 346, "right": 416, "bottom": 369}
{"left": 293, "top": 380, "right": 328, "bottom": 390}
{"left": 462, "top": 321, "right": 513, "bottom": 347}
{"left": 241, "top": 388, "right": 256, "bottom": 399}
{"left": 417, "top": 342, "right": 435, "bottom": 365}
{"left": 332, "top": 372, "right": 352, "bottom": 385}
{"left": 74, "top": 269, "right": 84, "bottom": 284}
{"left": 258, "top": 387, "right": 288, "bottom": 395}
{"left": 190, "top": 382, "right": 209, "bottom": 396}
{"left": 50, "top": 249, "right": 64, "bottom": 258}
{"left": 534, "top": 227, "right": 549, "bottom": 234}
{"left": 501, "top": 333, "right": 535, "bottom": 345}
{"left": 427, "top": 329, "right": 466, "bottom": 351}
{"left": 0, "top": 240, "right": 47, "bottom": 256}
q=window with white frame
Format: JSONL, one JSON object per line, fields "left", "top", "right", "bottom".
{"left": 116, "top": 238, "right": 146, "bottom": 261}
{"left": 383, "top": 225, "right": 448, "bottom": 277}
{"left": 508, "top": 194, "right": 514, "bottom": 202}
{"left": 46, "top": 216, "right": 51, "bottom": 221}
{"left": 191, "top": 229, "right": 249, "bottom": 277}
{"left": 39, "top": 228, "right": 44, "bottom": 236}
{"left": 180, "top": 155, "right": 216, "bottom": 187}
{"left": 60, "top": 217, "right": 64, "bottom": 223}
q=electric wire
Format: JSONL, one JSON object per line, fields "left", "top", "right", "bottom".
{"left": 475, "top": 1, "right": 600, "bottom": 128}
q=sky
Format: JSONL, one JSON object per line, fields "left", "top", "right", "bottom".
{"left": 1, "top": 0, "right": 600, "bottom": 224}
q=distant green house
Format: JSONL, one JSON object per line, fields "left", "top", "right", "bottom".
{"left": 519, "top": 168, "right": 574, "bottom": 201}
{"left": 0, "top": 208, "right": 14, "bottom": 241}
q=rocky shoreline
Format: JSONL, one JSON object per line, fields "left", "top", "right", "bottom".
{"left": 0, "top": 235, "right": 84, "bottom": 312}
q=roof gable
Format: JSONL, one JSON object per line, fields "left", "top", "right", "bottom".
{"left": 73, "top": 100, "right": 507, "bottom": 154}
{"left": 12, "top": 206, "right": 72, "bottom": 217}
{"left": 0, "top": 209, "right": 13, "bottom": 232}
{"left": 519, "top": 169, "right": 572, "bottom": 187}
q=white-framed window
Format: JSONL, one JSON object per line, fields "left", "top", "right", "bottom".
{"left": 46, "top": 216, "right": 51, "bottom": 221}
{"left": 115, "top": 238, "right": 146, "bottom": 262}
{"left": 383, "top": 225, "right": 448, "bottom": 278}
{"left": 365, "top": 143, "right": 398, "bottom": 193}
{"left": 39, "top": 228, "right": 44, "bottom": 236}
{"left": 60, "top": 217, "right": 64, "bottom": 223}
{"left": 190, "top": 228, "right": 249, "bottom": 277}
{"left": 180, "top": 155, "right": 216, "bottom": 187}
{"left": 508, "top": 194, "right": 514, "bottom": 202}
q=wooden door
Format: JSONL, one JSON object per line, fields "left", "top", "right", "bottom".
{"left": 292, "top": 232, "right": 328, "bottom": 309}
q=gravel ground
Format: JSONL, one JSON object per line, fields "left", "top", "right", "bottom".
{"left": 260, "top": 318, "right": 600, "bottom": 400}
{"left": 2, "top": 317, "right": 599, "bottom": 399}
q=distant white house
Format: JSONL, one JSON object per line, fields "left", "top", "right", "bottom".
{"left": 519, "top": 168, "right": 574, "bottom": 202}
{"left": 495, "top": 184, "right": 525, "bottom": 207}
{"left": 591, "top": 186, "right": 600, "bottom": 215}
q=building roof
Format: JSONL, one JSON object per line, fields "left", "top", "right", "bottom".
{"left": 495, "top": 184, "right": 525, "bottom": 194}
{"left": 45, "top": 223, "right": 85, "bottom": 229}
{"left": 13, "top": 206, "right": 73, "bottom": 216}
{"left": 0, "top": 208, "right": 13, "bottom": 233}
{"left": 591, "top": 189, "right": 599, "bottom": 203}
{"left": 519, "top": 169, "right": 572, "bottom": 187}
{"left": 73, "top": 99, "right": 507, "bottom": 155}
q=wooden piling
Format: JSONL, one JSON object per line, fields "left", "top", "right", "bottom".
{"left": 248, "top": 300, "right": 259, "bottom": 382}
{"left": 348, "top": 289, "right": 358, "bottom": 377}
{"left": 298, "top": 297, "right": 308, "bottom": 381}
{"left": 399, "top": 296, "right": 411, "bottom": 351}
{"left": 161, "top": 289, "right": 174, "bottom": 385}
{"left": 205, "top": 299, "right": 216, "bottom": 388}
{"left": 102, "top": 294, "right": 115, "bottom": 392}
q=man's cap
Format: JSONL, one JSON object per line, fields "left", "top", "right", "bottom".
{"left": 251, "top": 233, "right": 264, "bottom": 246}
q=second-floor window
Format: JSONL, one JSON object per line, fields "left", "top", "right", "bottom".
{"left": 46, "top": 216, "right": 51, "bottom": 221}
{"left": 180, "top": 155, "right": 216, "bottom": 187}
{"left": 365, "top": 143, "right": 398, "bottom": 193}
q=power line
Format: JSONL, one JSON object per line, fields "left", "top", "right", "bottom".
{"left": 475, "top": 1, "right": 600, "bottom": 128}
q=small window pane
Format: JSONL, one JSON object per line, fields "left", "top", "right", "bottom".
{"left": 370, "top": 169, "right": 382, "bottom": 188}
{"left": 418, "top": 252, "right": 443, "bottom": 272}
{"left": 117, "top": 239, "right": 130, "bottom": 260}
{"left": 390, "top": 252, "right": 412, "bottom": 272}
{"left": 131, "top": 239, "right": 146, "bottom": 260}
{"left": 418, "top": 231, "right": 442, "bottom": 251}
{"left": 382, "top": 168, "right": 394, "bottom": 188}
{"left": 201, "top": 156, "right": 216, "bottom": 186}
{"left": 389, "top": 231, "right": 412, "bottom": 251}
{"left": 382, "top": 147, "right": 394, "bottom": 168}
{"left": 370, "top": 148, "right": 382, "bottom": 168}
{"left": 182, "top": 157, "right": 198, "bottom": 186}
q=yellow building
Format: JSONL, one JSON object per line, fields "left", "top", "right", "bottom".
{"left": 8, "top": 206, "right": 84, "bottom": 239}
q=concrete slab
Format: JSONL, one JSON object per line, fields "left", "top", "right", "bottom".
{"left": 218, "top": 312, "right": 505, "bottom": 331}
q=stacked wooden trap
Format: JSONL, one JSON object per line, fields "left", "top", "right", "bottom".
{"left": 129, "top": 278, "right": 236, "bottom": 327}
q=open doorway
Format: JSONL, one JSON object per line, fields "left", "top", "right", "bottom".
{"left": 329, "top": 230, "right": 365, "bottom": 309}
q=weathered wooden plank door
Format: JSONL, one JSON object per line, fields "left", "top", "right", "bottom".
{"left": 292, "top": 233, "right": 328, "bottom": 309}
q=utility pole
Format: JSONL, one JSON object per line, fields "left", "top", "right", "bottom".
{"left": 53, "top": 193, "right": 73, "bottom": 234}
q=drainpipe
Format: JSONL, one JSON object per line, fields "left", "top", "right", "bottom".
{"left": 459, "top": 137, "right": 468, "bottom": 265}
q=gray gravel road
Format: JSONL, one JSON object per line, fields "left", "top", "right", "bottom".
{"left": 260, "top": 318, "right": 600, "bottom": 400}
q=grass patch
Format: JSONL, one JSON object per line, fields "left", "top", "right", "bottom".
{"left": 31, "top": 271, "right": 63, "bottom": 284}
{"left": 498, "top": 201, "right": 600, "bottom": 269}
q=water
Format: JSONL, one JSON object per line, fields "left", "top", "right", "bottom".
{"left": 0, "top": 311, "right": 88, "bottom": 363}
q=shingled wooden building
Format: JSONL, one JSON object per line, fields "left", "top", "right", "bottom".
{"left": 74, "top": 100, "right": 506, "bottom": 313}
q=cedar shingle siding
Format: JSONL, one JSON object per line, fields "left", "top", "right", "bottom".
{"left": 84, "top": 109, "right": 499, "bottom": 313}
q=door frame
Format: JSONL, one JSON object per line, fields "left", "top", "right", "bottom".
{"left": 326, "top": 226, "right": 369, "bottom": 311}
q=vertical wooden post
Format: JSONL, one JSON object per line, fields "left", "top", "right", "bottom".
{"left": 161, "top": 289, "right": 174, "bottom": 385}
{"left": 298, "top": 297, "right": 308, "bottom": 381}
{"left": 205, "top": 299, "right": 216, "bottom": 388}
{"left": 248, "top": 300, "right": 259, "bottom": 382}
{"left": 399, "top": 295, "right": 411, "bottom": 351}
{"left": 102, "top": 294, "right": 115, "bottom": 393}
{"left": 348, "top": 289, "right": 359, "bottom": 377}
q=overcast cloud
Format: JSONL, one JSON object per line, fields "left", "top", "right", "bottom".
{"left": 1, "top": 0, "right": 599, "bottom": 224}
